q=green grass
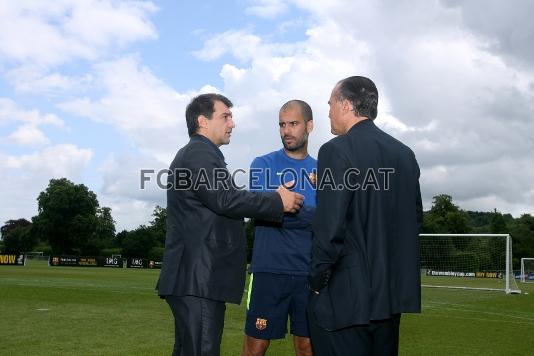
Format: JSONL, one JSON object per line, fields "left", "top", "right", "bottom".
{"left": 421, "top": 274, "right": 515, "bottom": 290}
{"left": 1, "top": 261, "right": 534, "bottom": 355}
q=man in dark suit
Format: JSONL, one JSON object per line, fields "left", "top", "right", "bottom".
{"left": 157, "top": 93, "right": 304, "bottom": 356}
{"left": 308, "top": 76, "right": 423, "bottom": 355}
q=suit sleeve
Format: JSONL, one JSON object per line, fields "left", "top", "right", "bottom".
{"left": 310, "top": 142, "right": 352, "bottom": 279}
{"left": 184, "top": 145, "right": 284, "bottom": 221}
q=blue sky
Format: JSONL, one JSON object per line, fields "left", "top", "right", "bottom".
{"left": 1, "top": 0, "right": 534, "bottom": 231}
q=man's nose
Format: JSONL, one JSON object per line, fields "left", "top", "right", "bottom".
{"left": 281, "top": 125, "right": 291, "bottom": 135}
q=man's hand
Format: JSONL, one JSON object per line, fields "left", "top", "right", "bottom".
{"left": 309, "top": 268, "right": 331, "bottom": 294}
{"left": 277, "top": 184, "right": 304, "bottom": 213}
{"left": 308, "top": 172, "right": 316, "bottom": 186}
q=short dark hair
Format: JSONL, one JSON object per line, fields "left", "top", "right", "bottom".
{"left": 185, "top": 93, "right": 233, "bottom": 137}
{"left": 335, "top": 76, "right": 378, "bottom": 120}
{"left": 279, "top": 99, "right": 313, "bottom": 122}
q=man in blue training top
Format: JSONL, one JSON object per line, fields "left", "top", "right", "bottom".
{"left": 242, "top": 100, "right": 316, "bottom": 356}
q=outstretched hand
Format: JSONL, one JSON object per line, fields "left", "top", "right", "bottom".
{"left": 277, "top": 184, "right": 304, "bottom": 213}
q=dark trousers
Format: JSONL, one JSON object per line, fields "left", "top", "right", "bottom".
{"left": 309, "top": 312, "right": 401, "bottom": 356}
{"left": 165, "top": 295, "right": 226, "bottom": 356}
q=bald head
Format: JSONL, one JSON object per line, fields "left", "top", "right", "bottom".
{"left": 279, "top": 100, "right": 313, "bottom": 122}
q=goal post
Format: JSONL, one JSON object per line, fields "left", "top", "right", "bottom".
{"left": 520, "top": 258, "right": 534, "bottom": 283}
{"left": 420, "top": 234, "right": 521, "bottom": 294}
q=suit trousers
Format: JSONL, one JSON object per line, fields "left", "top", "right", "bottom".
{"left": 309, "top": 311, "right": 401, "bottom": 356}
{"left": 165, "top": 295, "right": 226, "bottom": 356}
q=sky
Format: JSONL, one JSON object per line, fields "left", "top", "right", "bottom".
{"left": 1, "top": 0, "right": 534, "bottom": 231}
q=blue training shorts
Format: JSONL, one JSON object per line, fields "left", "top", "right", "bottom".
{"left": 245, "top": 272, "right": 310, "bottom": 340}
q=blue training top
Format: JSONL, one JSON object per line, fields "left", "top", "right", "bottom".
{"left": 249, "top": 149, "right": 317, "bottom": 275}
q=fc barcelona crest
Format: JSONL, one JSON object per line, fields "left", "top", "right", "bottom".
{"left": 255, "top": 318, "right": 267, "bottom": 330}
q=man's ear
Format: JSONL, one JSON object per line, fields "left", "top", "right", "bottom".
{"left": 306, "top": 119, "right": 314, "bottom": 133}
{"left": 342, "top": 98, "right": 352, "bottom": 114}
{"left": 198, "top": 115, "right": 208, "bottom": 130}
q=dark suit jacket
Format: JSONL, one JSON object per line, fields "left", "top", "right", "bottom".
{"left": 157, "top": 135, "right": 283, "bottom": 304}
{"left": 309, "top": 120, "right": 423, "bottom": 330}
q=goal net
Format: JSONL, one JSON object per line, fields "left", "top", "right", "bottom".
{"left": 520, "top": 258, "right": 534, "bottom": 283}
{"left": 420, "top": 234, "right": 521, "bottom": 294}
{"left": 25, "top": 251, "right": 49, "bottom": 261}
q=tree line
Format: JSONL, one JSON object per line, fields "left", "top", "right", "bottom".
{"left": 0, "top": 178, "right": 166, "bottom": 260}
{"left": 421, "top": 194, "right": 534, "bottom": 269}
{"left": 1, "top": 179, "right": 533, "bottom": 268}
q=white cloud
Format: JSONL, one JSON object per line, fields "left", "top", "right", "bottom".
{"left": 193, "top": 19, "right": 374, "bottom": 170}
{"left": 58, "top": 56, "right": 184, "bottom": 131}
{"left": 441, "top": 0, "right": 534, "bottom": 67}
{"left": 6, "top": 66, "right": 94, "bottom": 94}
{"left": 100, "top": 197, "right": 160, "bottom": 232}
{"left": 99, "top": 153, "right": 167, "bottom": 203}
{"left": 4, "top": 144, "right": 93, "bottom": 177}
{"left": 58, "top": 55, "right": 193, "bottom": 163}
{"left": 0, "top": 1, "right": 159, "bottom": 230}
{"left": 0, "top": 98, "right": 65, "bottom": 128}
{"left": 246, "top": 0, "right": 289, "bottom": 18}
{"left": 97, "top": 153, "right": 167, "bottom": 230}
{"left": 421, "top": 157, "right": 534, "bottom": 217}
{"left": 7, "top": 124, "right": 49, "bottom": 146}
{"left": 0, "top": 169, "right": 48, "bottom": 225}
{"left": 189, "top": 0, "right": 534, "bottom": 217}
{"left": 193, "top": 30, "right": 265, "bottom": 62}
{"left": 0, "top": 144, "right": 94, "bottom": 225}
{"left": 0, "top": 99, "right": 65, "bottom": 149}
{"left": 0, "top": 1, "right": 157, "bottom": 68}
{"left": 63, "top": 0, "right": 158, "bottom": 48}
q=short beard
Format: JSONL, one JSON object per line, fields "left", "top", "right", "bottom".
{"left": 282, "top": 134, "right": 308, "bottom": 152}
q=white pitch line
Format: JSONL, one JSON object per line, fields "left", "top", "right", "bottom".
{"left": 425, "top": 306, "right": 534, "bottom": 324}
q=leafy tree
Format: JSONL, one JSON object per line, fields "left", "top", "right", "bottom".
{"left": 96, "top": 207, "right": 116, "bottom": 240}
{"left": 148, "top": 246, "right": 165, "bottom": 261}
{"left": 509, "top": 214, "right": 534, "bottom": 267}
{"left": 421, "top": 195, "right": 471, "bottom": 271}
{"left": 1, "top": 219, "right": 37, "bottom": 252}
{"left": 150, "top": 205, "right": 167, "bottom": 245}
{"left": 31, "top": 178, "right": 115, "bottom": 255}
{"left": 490, "top": 209, "right": 508, "bottom": 234}
{"left": 422, "top": 194, "right": 471, "bottom": 234}
{"left": 1, "top": 219, "right": 32, "bottom": 236}
{"left": 467, "top": 211, "right": 494, "bottom": 229}
{"left": 467, "top": 211, "right": 514, "bottom": 233}
{"left": 121, "top": 226, "right": 159, "bottom": 258}
{"left": 82, "top": 207, "right": 116, "bottom": 255}
{"left": 115, "top": 230, "right": 128, "bottom": 248}
{"left": 119, "top": 206, "right": 167, "bottom": 259}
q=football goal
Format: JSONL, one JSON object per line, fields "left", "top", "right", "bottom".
{"left": 520, "top": 258, "right": 534, "bottom": 283}
{"left": 420, "top": 234, "right": 521, "bottom": 294}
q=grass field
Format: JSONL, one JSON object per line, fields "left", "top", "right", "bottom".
{"left": 1, "top": 261, "right": 534, "bottom": 355}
